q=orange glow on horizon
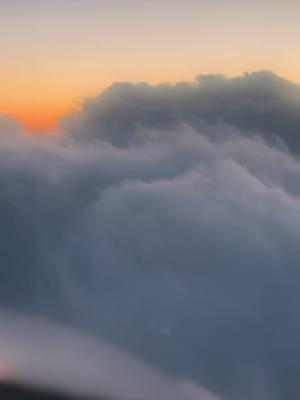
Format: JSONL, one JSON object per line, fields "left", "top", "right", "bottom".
{"left": 21, "top": 117, "right": 59, "bottom": 132}
{"left": 3, "top": 68, "right": 300, "bottom": 134}
{"left": 1, "top": 98, "right": 83, "bottom": 133}
{"left": 21, "top": 115, "right": 59, "bottom": 133}
{"left": 2, "top": 0, "right": 300, "bottom": 133}
{"left": 10, "top": 110, "right": 62, "bottom": 133}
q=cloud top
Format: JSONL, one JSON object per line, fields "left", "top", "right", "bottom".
{"left": 64, "top": 71, "right": 300, "bottom": 153}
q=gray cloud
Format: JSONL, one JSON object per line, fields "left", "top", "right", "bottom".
{"left": 1, "top": 72, "right": 300, "bottom": 399}
{"left": 63, "top": 71, "right": 300, "bottom": 154}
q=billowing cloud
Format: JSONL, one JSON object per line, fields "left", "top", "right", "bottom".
{"left": 63, "top": 71, "right": 300, "bottom": 153}
{"left": 1, "top": 72, "right": 300, "bottom": 399}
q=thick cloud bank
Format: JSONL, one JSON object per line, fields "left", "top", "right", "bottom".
{"left": 1, "top": 72, "right": 300, "bottom": 399}
{"left": 64, "top": 70, "right": 300, "bottom": 153}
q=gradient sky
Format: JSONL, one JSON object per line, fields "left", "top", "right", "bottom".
{"left": 1, "top": 0, "right": 300, "bottom": 131}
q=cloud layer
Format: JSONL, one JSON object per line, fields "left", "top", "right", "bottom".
{"left": 1, "top": 72, "right": 300, "bottom": 399}
{"left": 64, "top": 70, "right": 300, "bottom": 153}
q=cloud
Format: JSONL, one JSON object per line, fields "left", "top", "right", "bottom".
{"left": 0, "top": 115, "right": 23, "bottom": 137}
{"left": 63, "top": 71, "right": 300, "bottom": 153}
{"left": 1, "top": 72, "right": 300, "bottom": 398}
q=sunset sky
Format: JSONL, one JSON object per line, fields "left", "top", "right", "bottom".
{"left": 1, "top": 0, "right": 300, "bottom": 131}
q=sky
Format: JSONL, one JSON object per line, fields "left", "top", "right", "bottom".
{"left": 1, "top": 0, "right": 300, "bottom": 131}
